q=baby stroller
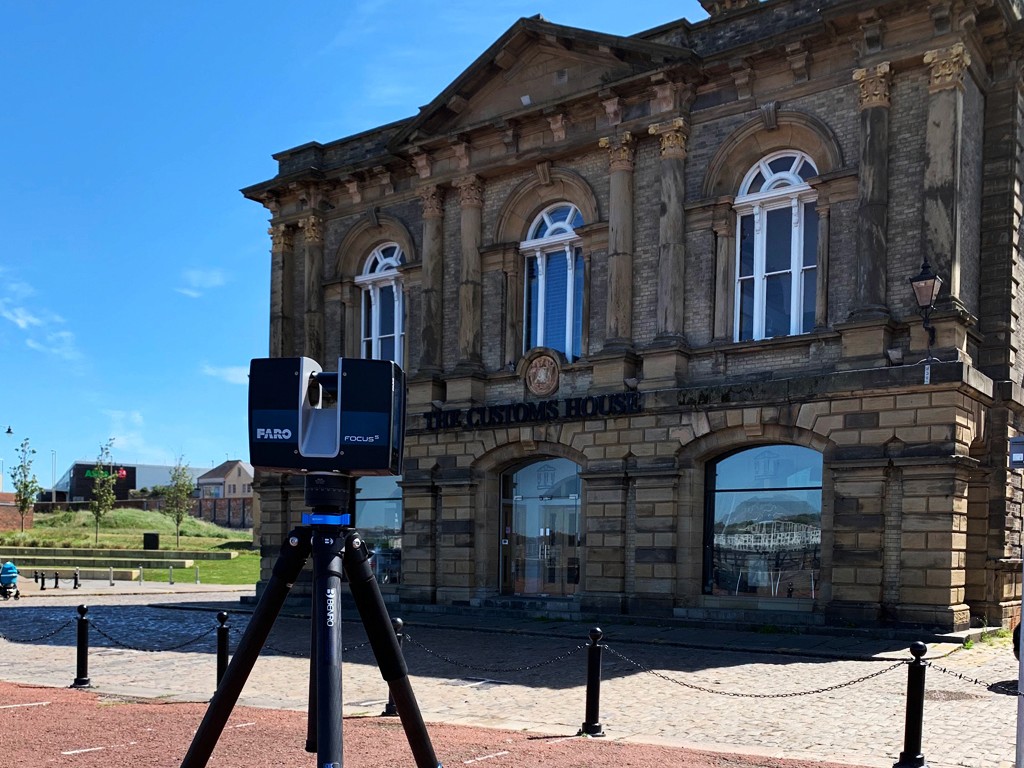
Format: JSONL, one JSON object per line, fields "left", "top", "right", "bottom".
{"left": 0, "top": 560, "right": 20, "bottom": 600}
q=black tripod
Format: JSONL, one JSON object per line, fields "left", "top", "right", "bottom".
{"left": 179, "top": 474, "right": 441, "bottom": 768}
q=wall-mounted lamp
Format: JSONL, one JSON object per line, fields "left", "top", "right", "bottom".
{"left": 623, "top": 377, "right": 640, "bottom": 391}
{"left": 909, "top": 257, "right": 943, "bottom": 363}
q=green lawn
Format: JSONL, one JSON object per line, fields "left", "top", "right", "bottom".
{"left": 0, "top": 508, "right": 259, "bottom": 585}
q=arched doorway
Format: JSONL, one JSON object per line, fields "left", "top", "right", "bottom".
{"left": 499, "top": 457, "right": 581, "bottom": 597}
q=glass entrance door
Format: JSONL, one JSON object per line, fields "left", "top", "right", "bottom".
{"left": 500, "top": 458, "right": 580, "bottom": 597}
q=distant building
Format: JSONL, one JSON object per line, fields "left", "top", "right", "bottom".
{"left": 196, "top": 460, "right": 255, "bottom": 499}
{"left": 55, "top": 462, "right": 213, "bottom": 503}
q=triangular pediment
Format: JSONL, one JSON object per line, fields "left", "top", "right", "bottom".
{"left": 389, "top": 16, "right": 696, "bottom": 148}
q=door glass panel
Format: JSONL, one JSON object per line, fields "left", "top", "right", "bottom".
{"left": 500, "top": 458, "right": 581, "bottom": 597}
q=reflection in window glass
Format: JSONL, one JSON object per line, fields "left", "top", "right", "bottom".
{"left": 355, "top": 476, "right": 403, "bottom": 585}
{"left": 706, "top": 445, "right": 822, "bottom": 600}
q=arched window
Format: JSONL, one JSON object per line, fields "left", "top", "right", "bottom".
{"left": 356, "top": 243, "right": 404, "bottom": 366}
{"left": 704, "top": 444, "right": 822, "bottom": 599}
{"left": 734, "top": 151, "right": 819, "bottom": 342}
{"left": 521, "top": 203, "right": 585, "bottom": 361}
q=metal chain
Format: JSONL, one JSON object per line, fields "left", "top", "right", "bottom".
{"left": 0, "top": 619, "right": 74, "bottom": 644}
{"left": 604, "top": 644, "right": 906, "bottom": 698}
{"left": 91, "top": 622, "right": 217, "bottom": 652}
{"left": 404, "top": 635, "right": 585, "bottom": 673}
{"left": 228, "top": 625, "right": 372, "bottom": 656}
{"left": 925, "top": 660, "right": 1024, "bottom": 696}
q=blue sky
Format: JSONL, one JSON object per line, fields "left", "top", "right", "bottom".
{"left": 0, "top": 0, "right": 705, "bottom": 489}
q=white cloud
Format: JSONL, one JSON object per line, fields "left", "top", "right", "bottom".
{"left": 177, "top": 268, "right": 227, "bottom": 298}
{"left": 101, "top": 410, "right": 170, "bottom": 465}
{"left": 1, "top": 305, "right": 43, "bottom": 329}
{"left": 201, "top": 364, "right": 249, "bottom": 385}
{"left": 0, "top": 271, "right": 82, "bottom": 361}
{"left": 25, "top": 329, "right": 82, "bottom": 361}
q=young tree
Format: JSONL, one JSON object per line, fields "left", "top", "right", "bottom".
{"left": 163, "top": 458, "right": 195, "bottom": 547}
{"left": 89, "top": 439, "right": 117, "bottom": 544}
{"left": 10, "top": 438, "right": 41, "bottom": 533}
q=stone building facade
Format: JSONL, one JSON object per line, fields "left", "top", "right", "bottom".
{"left": 243, "top": 0, "right": 1024, "bottom": 631}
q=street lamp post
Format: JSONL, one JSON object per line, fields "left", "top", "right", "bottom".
{"left": 51, "top": 450, "right": 56, "bottom": 504}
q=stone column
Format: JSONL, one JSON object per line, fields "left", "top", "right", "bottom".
{"left": 922, "top": 43, "right": 971, "bottom": 308}
{"left": 850, "top": 62, "right": 892, "bottom": 318}
{"left": 418, "top": 184, "right": 445, "bottom": 374}
{"left": 455, "top": 176, "right": 483, "bottom": 371}
{"left": 269, "top": 223, "right": 295, "bottom": 358}
{"left": 599, "top": 132, "right": 635, "bottom": 350}
{"left": 712, "top": 204, "right": 735, "bottom": 342}
{"left": 649, "top": 118, "right": 688, "bottom": 343}
{"left": 814, "top": 194, "right": 831, "bottom": 329}
{"left": 301, "top": 215, "right": 325, "bottom": 361}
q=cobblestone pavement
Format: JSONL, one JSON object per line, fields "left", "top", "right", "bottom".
{"left": 0, "top": 583, "right": 1021, "bottom": 768}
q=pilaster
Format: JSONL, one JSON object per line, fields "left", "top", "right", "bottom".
{"left": 598, "top": 133, "right": 635, "bottom": 351}
{"left": 269, "top": 223, "right": 296, "bottom": 358}
{"left": 418, "top": 184, "right": 445, "bottom": 375}
{"left": 850, "top": 62, "right": 892, "bottom": 320}
{"left": 455, "top": 176, "right": 484, "bottom": 373}
{"left": 301, "top": 215, "right": 325, "bottom": 361}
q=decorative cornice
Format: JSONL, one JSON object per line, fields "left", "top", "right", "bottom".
{"left": 419, "top": 184, "right": 445, "bottom": 219}
{"left": 455, "top": 175, "right": 483, "bottom": 208}
{"left": 852, "top": 62, "right": 893, "bottom": 109}
{"left": 924, "top": 43, "right": 971, "bottom": 93}
{"left": 598, "top": 132, "right": 635, "bottom": 172}
{"left": 648, "top": 118, "right": 688, "bottom": 159}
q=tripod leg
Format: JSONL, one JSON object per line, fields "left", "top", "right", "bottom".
{"left": 306, "top": 585, "right": 318, "bottom": 753}
{"left": 311, "top": 528, "right": 346, "bottom": 768}
{"left": 179, "top": 528, "right": 312, "bottom": 768}
{"left": 343, "top": 531, "right": 442, "bottom": 768}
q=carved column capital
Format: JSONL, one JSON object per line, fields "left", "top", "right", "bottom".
{"left": 924, "top": 43, "right": 971, "bottom": 92}
{"left": 300, "top": 215, "right": 324, "bottom": 246}
{"left": 269, "top": 223, "right": 293, "bottom": 251}
{"left": 598, "top": 132, "right": 635, "bottom": 172}
{"left": 648, "top": 118, "right": 688, "bottom": 159}
{"left": 455, "top": 175, "right": 483, "bottom": 208}
{"left": 419, "top": 184, "right": 445, "bottom": 219}
{"left": 852, "top": 62, "right": 892, "bottom": 109}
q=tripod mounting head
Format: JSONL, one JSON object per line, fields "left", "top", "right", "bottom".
{"left": 302, "top": 473, "right": 354, "bottom": 527}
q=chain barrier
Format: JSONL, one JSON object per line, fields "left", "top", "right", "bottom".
{"left": 925, "top": 660, "right": 1024, "bottom": 696}
{"left": 91, "top": 622, "right": 217, "bottom": 652}
{"left": 0, "top": 619, "right": 74, "bottom": 644}
{"left": 228, "top": 625, "right": 372, "bottom": 656}
{"left": 404, "top": 635, "right": 585, "bottom": 674}
{"left": 603, "top": 644, "right": 906, "bottom": 698}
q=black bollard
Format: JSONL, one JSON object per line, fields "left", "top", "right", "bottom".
{"left": 893, "top": 641, "right": 928, "bottom": 768}
{"left": 579, "top": 627, "right": 605, "bottom": 737}
{"left": 71, "top": 605, "right": 91, "bottom": 688}
{"left": 33, "top": 570, "right": 38, "bottom": 584}
{"left": 40, "top": 571, "right": 45, "bottom": 591}
{"left": 381, "top": 618, "right": 404, "bottom": 717}
{"left": 53, "top": 571, "right": 59, "bottom": 589}
{"left": 73, "top": 568, "right": 80, "bottom": 589}
{"left": 216, "top": 612, "right": 229, "bottom": 688}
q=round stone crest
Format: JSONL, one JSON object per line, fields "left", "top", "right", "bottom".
{"left": 525, "top": 353, "right": 559, "bottom": 397}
